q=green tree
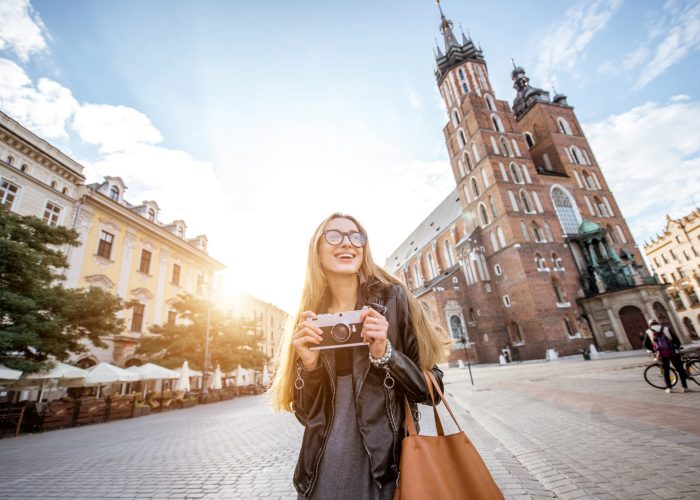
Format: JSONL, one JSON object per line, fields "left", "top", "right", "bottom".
{"left": 136, "top": 293, "right": 268, "bottom": 372}
{"left": 0, "top": 206, "right": 128, "bottom": 373}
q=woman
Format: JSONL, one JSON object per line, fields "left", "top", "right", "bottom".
{"left": 271, "top": 213, "right": 447, "bottom": 499}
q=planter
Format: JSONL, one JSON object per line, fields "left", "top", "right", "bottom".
{"left": 179, "top": 399, "right": 197, "bottom": 409}
{"left": 106, "top": 395, "right": 135, "bottom": 421}
{"left": 74, "top": 398, "right": 107, "bottom": 426}
{"left": 132, "top": 405, "right": 151, "bottom": 418}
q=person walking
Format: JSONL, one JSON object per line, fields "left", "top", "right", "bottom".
{"left": 270, "top": 213, "right": 448, "bottom": 499}
{"left": 645, "top": 319, "right": 689, "bottom": 393}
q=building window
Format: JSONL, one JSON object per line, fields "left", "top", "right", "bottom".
{"left": 130, "top": 303, "right": 145, "bottom": 332}
{"left": 450, "top": 315, "right": 465, "bottom": 339}
{"left": 6, "top": 155, "right": 14, "bottom": 165}
{"left": 479, "top": 204, "right": 490, "bottom": 226}
{"left": 139, "top": 249, "right": 152, "bottom": 274}
{"left": 520, "top": 220, "right": 530, "bottom": 241}
{"left": 503, "top": 295, "right": 511, "bottom": 307}
{"left": 20, "top": 163, "right": 28, "bottom": 172}
{"left": 543, "top": 222, "right": 553, "bottom": 242}
{"left": 510, "top": 163, "right": 522, "bottom": 183}
{"left": 519, "top": 189, "right": 533, "bottom": 213}
{"left": 494, "top": 264, "right": 502, "bottom": 276}
{"left": 500, "top": 137, "right": 512, "bottom": 157}
{"left": 444, "top": 240, "right": 454, "bottom": 268}
{"left": 497, "top": 226, "right": 506, "bottom": 247}
{"left": 43, "top": 202, "right": 62, "bottom": 226}
{"left": 564, "top": 317, "right": 576, "bottom": 337}
{"left": 172, "top": 264, "right": 181, "bottom": 286}
{"left": 457, "top": 129, "right": 467, "bottom": 148}
{"left": 551, "top": 187, "right": 580, "bottom": 235}
{"left": 50, "top": 181, "right": 57, "bottom": 189}
{"left": 167, "top": 310, "right": 177, "bottom": 325}
{"left": 570, "top": 146, "right": 585, "bottom": 165}
{"left": 428, "top": 253, "right": 436, "bottom": 279}
{"left": 471, "top": 177, "right": 480, "bottom": 198}
{"left": 489, "top": 195, "right": 498, "bottom": 218}
{"left": 1, "top": 179, "right": 19, "bottom": 209}
{"left": 471, "top": 143, "right": 480, "bottom": 163}
{"left": 552, "top": 253, "right": 563, "bottom": 269}
{"left": 485, "top": 94, "right": 496, "bottom": 111}
{"left": 535, "top": 253, "right": 546, "bottom": 270}
{"left": 463, "top": 152, "right": 473, "bottom": 172}
{"left": 147, "top": 208, "right": 155, "bottom": 222}
{"left": 413, "top": 264, "right": 422, "bottom": 288}
{"left": 508, "top": 190, "right": 519, "bottom": 211}
{"left": 553, "top": 281, "right": 567, "bottom": 303}
{"left": 594, "top": 196, "right": 609, "bottom": 217}
{"left": 524, "top": 132, "right": 535, "bottom": 149}
{"left": 507, "top": 322, "right": 524, "bottom": 344}
{"left": 687, "top": 288, "right": 699, "bottom": 306}
{"left": 557, "top": 117, "right": 573, "bottom": 135}
{"left": 97, "top": 231, "right": 114, "bottom": 260}
{"left": 177, "top": 226, "right": 184, "bottom": 238}
{"left": 532, "top": 223, "right": 544, "bottom": 242}
{"left": 451, "top": 110, "right": 460, "bottom": 127}
{"left": 491, "top": 114, "right": 504, "bottom": 132}
{"left": 110, "top": 185, "right": 120, "bottom": 201}
{"left": 490, "top": 231, "right": 499, "bottom": 252}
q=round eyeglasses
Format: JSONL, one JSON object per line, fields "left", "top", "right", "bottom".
{"left": 322, "top": 230, "right": 367, "bottom": 248}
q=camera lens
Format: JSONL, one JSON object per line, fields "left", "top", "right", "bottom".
{"left": 331, "top": 323, "right": 351, "bottom": 342}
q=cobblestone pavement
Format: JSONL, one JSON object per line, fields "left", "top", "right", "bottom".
{"left": 2, "top": 351, "right": 698, "bottom": 499}
{"left": 444, "top": 351, "right": 700, "bottom": 500}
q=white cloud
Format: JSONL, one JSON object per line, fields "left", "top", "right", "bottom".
{"left": 633, "top": 1, "right": 700, "bottom": 89}
{"left": 72, "top": 104, "right": 164, "bottom": 153}
{"left": 408, "top": 89, "right": 423, "bottom": 110}
{"left": 532, "top": 0, "right": 623, "bottom": 88}
{"left": 583, "top": 97, "right": 700, "bottom": 244}
{"left": 0, "top": 58, "right": 78, "bottom": 138}
{"left": 0, "top": 0, "right": 49, "bottom": 61}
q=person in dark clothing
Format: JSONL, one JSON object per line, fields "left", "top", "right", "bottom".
{"left": 270, "top": 213, "right": 448, "bottom": 499}
{"left": 644, "top": 319, "right": 689, "bottom": 393}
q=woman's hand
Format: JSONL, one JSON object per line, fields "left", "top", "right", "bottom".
{"left": 292, "top": 311, "right": 323, "bottom": 370}
{"left": 361, "top": 307, "right": 389, "bottom": 359}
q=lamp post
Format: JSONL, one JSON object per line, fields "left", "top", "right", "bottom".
{"left": 201, "top": 277, "right": 212, "bottom": 395}
{"left": 458, "top": 330, "right": 474, "bottom": 386}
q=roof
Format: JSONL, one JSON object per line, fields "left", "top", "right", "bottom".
{"left": 384, "top": 189, "right": 464, "bottom": 273}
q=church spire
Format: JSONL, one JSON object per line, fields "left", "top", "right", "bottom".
{"left": 437, "top": 0, "right": 459, "bottom": 50}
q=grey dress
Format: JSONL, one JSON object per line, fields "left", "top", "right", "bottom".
{"left": 300, "top": 373, "right": 396, "bottom": 500}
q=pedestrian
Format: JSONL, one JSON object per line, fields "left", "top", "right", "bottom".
{"left": 271, "top": 213, "right": 448, "bottom": 499}
{"left": 644, "top": 319, "right": 689, "bottom": 393}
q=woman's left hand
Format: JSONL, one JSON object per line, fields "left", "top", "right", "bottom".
{"left": 361, "top": 307, "right": 389, "bottom": 359}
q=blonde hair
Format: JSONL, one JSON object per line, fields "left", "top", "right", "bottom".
{"left": 270, "top": 213, "right": 448, "bottom": 413}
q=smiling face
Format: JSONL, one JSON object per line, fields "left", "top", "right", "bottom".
{"left": 318, "top": 217, "right": 365, "bottom": 277}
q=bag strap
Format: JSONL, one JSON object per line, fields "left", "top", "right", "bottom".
{"left": 423, "top": 372, "right": 445, "bottom": 436}
{"left": 426, "top": 370, "right": 463, "bottom": 432}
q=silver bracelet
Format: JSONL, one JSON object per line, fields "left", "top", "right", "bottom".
{"left": 369, "top": 340, "right": 393, "bottom": 367}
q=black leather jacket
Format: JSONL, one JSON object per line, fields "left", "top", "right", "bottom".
{"left": 292, "top": 282, "right": 444, "bottom": 497}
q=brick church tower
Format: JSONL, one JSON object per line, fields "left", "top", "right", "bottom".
{"left": 385, "top": 3, "right": 683, "bottom": 362}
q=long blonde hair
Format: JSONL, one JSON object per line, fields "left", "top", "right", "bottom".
{"left": 270, "top": 213, "right": 448, "bottom": 413}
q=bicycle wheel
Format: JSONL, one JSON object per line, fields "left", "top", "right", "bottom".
{"left": 644, "top": 363, "right": 678, "bottom": 389}
{"left": 687, "top": 360, "right": 700, "bottom": 385}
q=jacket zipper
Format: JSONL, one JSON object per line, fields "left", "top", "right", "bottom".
{"left": 384, "top": 371, "right": 399, "bottom": 476}
{"left": 355, "top": 356, "right": 381, "bottom": 488}
{"left": 306, "top": 355, "right": 335, "bottom": 497}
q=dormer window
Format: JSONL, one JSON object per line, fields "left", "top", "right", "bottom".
{"left": 20, "top": 164, "right": 28, "bottom": 172}
{"left": 6, "top": 156, "right": 14, "bottom": 165}
{"left": 50, "top": 181, "right": 57, "bottom": 189}
{"left": 147, "top": 208, "right": 155, "bottom": 222}
{"left": 110, "top": 186, "right": 120, "bottom": 201}
{"left": 177, "top": 226, "right": 184, "bottom": 238}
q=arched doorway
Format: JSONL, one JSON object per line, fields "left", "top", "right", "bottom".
{"left": 449, "top": 315, "right": 465, "bottom": 340}
{"left": 619, "top": 305, "right": 646, "bottom": 349}
{"left": 683, "top": 317, "right": 698, "bottom": 339}
{"left": 75, "top": 357, "right": 97, "bottom": 369}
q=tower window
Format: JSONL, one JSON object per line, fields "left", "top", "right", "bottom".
{"left": 551, "top": 186, "right": 581, "bottom": 235}
{"left": 110, "top": 185, "right": 120, "bottom": 201}
{"left": 485, "top": 94, "right": 496, "bottom": 111}
{"left": 457, "top": 129, "right": 467, "bottom": 148}
{"left": 557, "top": 117, "right": 573, "bottom": 135}
{"left": 535, "top": 253, "right": 546, "bottom": 270}
{"left": 500, "top": 137, "right": 512, "bottom": 157}
{"left": 520, "top": 220, "right": 530, "bottom": 241}
{"left": 519, "top": 189, "right": 533, "bottom": 213}
{"left": 532, "top": 222, "right": 544, "bottom": 242}
{"left": 510, "top": 163, "right": 523, "bottom": 183}
{"left": 463, "top": 152, "right": 473, "bottom": 172}
{"left": 524, "top": 132, "right": 535, "bottom": 149}
{"left": 471, "top": 177, "right": 480, "bottom": 198}
{"left": 451, "top": 110, "right": 460, "bottom": 127}
{"left": 479, "top": 203, "right": 490, "bottom": 226}
{"left": 491, "top": 114, "right": 504, "bottom": 132}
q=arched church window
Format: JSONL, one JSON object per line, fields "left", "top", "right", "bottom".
{"left": 551, "top": 186, "right": 581, "bottom": 235}
{"left": 497, "top": 226, "right": 506, "bottom": 247}
{"left": 471, "top": 177, "right": 480, "bottom": 198}
{"left": 490, "top": 231, "right": 499, "bottom": 252}
{"left": 485, "top": 94, "right": 496, "bottom": 111}
{"left": 524, "top": 132, "right": 535, "bottom": 149}
{"left": 510, "top": 163, "right": 522, "bottom": 183}
{"left": 594, "top": 196, "right": 609, "bottom": 217}
{"left": 457, "top": 129, "right": 467, "bottom": 148}
{"left": 450, "top": 315, "right": 464, "bottom": 339}
{"left": 570, "top": 146, "right": 584, "bottom": 165}
{"left": 520, "top": 220, "right": 530, "bottom": 241}
{"left": 451, "top": 110, "right": 460, "bottom": 127}
{"left": 606, "top": 224, "right": 619, "bottom": 244}
{"left": 491, "top": 114, "right": 504, "bottom": 132}
{"left": 489, "top": 195, "right": 498, "bottom": 218}
{"left": 457, "top": 159, "right": 465, "bottom": 178}
{"left": 532, "top": 222, "right": 544, "bottom": 242}
{"left": 428, "top": 253, "right": 436, "bottom": 279}
{"left": 535, "top": 253, "right": 546, "bottom": 269}
{"left": 557, "top": 117, "right": 573, "bottom": 135}
{"left": 471, "top": 143, "right": 480, "bottom": 163}
{"left": 500, "top": 137, "right": 512, "bottom": 157}
{"left": 481, "top": 167, "right": 490, "bottom": 187}
{"left": 479, "top": 203, "right": 490, "bottom": 226}
{"left": 519, "top": 189, "right": 533, "bottom": 212}
{"left": 463, "top": 152, "right": 473, "bottom": 172}
{"left": 543, "top": 222, "right": 553, "bottom": 242}
{"left": 508, "top": 190, "right": 519, "bottom": 211}
{"left": 552, "top": 252, "right": 562, "bottom": 269}
{"left": 444, "top": 240, "right": 454, "bottom": 268}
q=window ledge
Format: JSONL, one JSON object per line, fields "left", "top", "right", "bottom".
{"left": 93, "top": 254, "right": 114, "bottom": 265}
{"left": 556, "top": 301, "right": 571, "bottom": 308}
{"left": 137, "top": 271, "right": 153, "bottom": 278}
{"left": 512, "top": 341, "right": 525, "bottom": 347}
{"left": 537, "top": 267, "right": 550, "bottom": 272}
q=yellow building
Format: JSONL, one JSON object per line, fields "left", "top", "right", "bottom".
{"left": 65, "top": 176, "right": 225, "bottom": 367}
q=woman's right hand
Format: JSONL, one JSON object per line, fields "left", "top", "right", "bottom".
{"left": 292, "top": 311, "right": 323, "bottom": 370}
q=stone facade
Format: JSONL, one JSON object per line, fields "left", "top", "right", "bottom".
{"left": 385, "top": 8, "right": 681, "bottom": 363}
{"left": 643, "top": 210, "right": 700, "bottom": 340}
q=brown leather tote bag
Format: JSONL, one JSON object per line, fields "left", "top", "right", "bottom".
{"left": 393, "top": 371, "right": 504, "bottom": 500}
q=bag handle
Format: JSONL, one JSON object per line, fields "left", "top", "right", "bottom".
{"left": 402, "top": 370, "right": 462, "bottom": 437}
{"left": 423, "top": 372, "right": 445, "bottom": 436}
{"left": 426, "top": 370, "right": 462, "bottom": 432}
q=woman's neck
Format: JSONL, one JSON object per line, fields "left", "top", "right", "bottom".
{"left": 326, "top": 273, "right": 359, "bottom": 312}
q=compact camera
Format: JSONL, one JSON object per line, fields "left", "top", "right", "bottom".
{"left": 308, "top": 309, "right": 366, "bottom": 350}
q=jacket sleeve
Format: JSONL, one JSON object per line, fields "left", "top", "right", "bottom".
{"left": 291, "top": 357, "right": 326, "bottom": 426}
{"left": 385, "top": 285, "right": 444, "bottom": 406}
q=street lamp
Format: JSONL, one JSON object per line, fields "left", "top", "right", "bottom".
{"left": 458, "top": 330, "right": 474, "bottom": 386}
{"left": 200, "top": 276, "right": 212, "bottom": 395}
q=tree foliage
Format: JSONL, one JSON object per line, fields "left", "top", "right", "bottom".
{"left": 0, "top": 206, "right": 127, "bottom": 373}
{"left": 136, "top": 293, "right": 268, "bottom": 372}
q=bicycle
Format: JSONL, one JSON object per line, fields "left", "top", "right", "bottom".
{"left": 643, "top": 347, "right": 700, "bottom": 389}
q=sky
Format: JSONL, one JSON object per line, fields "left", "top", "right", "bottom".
{"left": 1, "top": 0, "right": 699, "bottom": 313}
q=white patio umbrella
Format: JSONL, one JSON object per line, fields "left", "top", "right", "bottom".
{"left": 0, "top": 364, "right": 22, "bottom": 381}
{"left": 210, "top": 364, "right": 222, "bottom": 390}
{"left": 235, "top": 365, "right": 246, "bottom": 387}
{"left": 261, "top": 365, "right": 270, "bottom": 387}
{"left": 21, "top": 361, "right": 88, "bottom": 402}
{"left": 85, "top": 363, "right": 139, "bottom": 398}
{"left": 175, "top": 361, "right": 191, "bottom": 392}
{"left": 127, "top": 363, "right": 179, "bottom": 397}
